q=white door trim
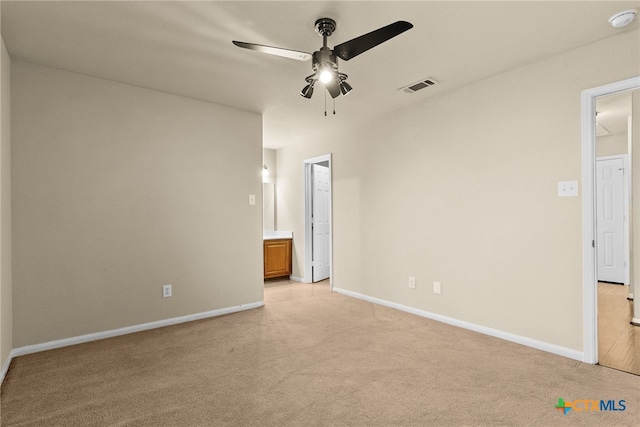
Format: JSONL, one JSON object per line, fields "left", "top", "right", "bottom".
{"left": 311, "top": 163, "right": 331, "bottom": 282}
{"left": 581, "top": 76, "right": 640, "bottom": 364}
{"left": 304, "top": 154, "right": 333, "bottom": 288}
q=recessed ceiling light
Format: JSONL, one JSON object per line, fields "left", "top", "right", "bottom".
{"left": 609, "top": 9, "right": 637, "bottom": 28}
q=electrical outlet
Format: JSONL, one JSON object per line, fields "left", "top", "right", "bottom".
{"left": 249, "top": 194, "right": 256, "bottom": 205}
{"left": 433, "top": 281, "right": 441, "bottom": 295}
{"left": 163, "top": 284, "right": 172, "bottom": 298}
{"left": 408, "top": 276, "right": 416, "bottom": 289}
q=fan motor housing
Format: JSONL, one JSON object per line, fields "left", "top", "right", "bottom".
{"left": 312, "top": 47, "right": 338, "bottom": 73}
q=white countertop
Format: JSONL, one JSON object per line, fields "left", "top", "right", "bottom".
{"left": 263, "top": 230, "right": 293, "bottom": 240}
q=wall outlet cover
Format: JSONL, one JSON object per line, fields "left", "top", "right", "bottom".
{"left": 433, "top": 281, "right": 442, "bottom": 295}
{"left": 163, "top": 284, "right": 172, "bottom": 298}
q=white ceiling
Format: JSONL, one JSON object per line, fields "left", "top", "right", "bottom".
{"left": 2, "top": 1, "right": 639, "bottom": 148}
{"left": 597, "top": 91, "right": 634, "bottom": 136}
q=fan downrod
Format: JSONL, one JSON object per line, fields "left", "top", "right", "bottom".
{"left": 314, "top": 18, "right": 336, "bottom": 37}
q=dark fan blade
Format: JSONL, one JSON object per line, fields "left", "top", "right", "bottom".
{"left": 333, "top": 21, "right": 413, "bottom": 61}
{"left": 325, "top": 79, "right": 341, "bottom": 99}
{"left": 232, "top": 41, "right": 312, "bottom": 61}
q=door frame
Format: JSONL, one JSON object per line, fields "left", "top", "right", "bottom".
{"left": 303, "top": 154, "right": 333, "bottom": 287}
{"left": 581, "top": 76, "right": 640, "bottom": 364}
{"left": 595, "top": 154, "right": 630, "bottom": 285}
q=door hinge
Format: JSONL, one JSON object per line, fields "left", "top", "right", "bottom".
{"left": 592, "top": 240, "right": 595, "bottom": 248}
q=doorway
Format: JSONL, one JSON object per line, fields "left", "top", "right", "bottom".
{"left": 304, "top": 154, "right": 332, "bottom": 286}
{"left": 582, "top": 76, "right": 640, "bottom": 372}
{"left": 594, "top": 91, "right": 639, "bottom": 375}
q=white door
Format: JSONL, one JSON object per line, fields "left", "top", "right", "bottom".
{"left": 312, "top": 164, "right": 330, "bottom": 282}
{"left": 596, "top": 157, "right": 626, "bottom": 283}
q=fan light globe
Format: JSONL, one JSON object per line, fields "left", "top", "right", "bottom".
{"left": 340, "top": 81, "right": 353, "bottom": 96}
{"left": 319, "top": 69, "right": 333, "bottom": 83}
{"left": 300, "top": 83, "right": 314, "bottom": 99}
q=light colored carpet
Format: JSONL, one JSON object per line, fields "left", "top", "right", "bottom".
{"left": 1, "top": 280, "right": 639, "bottom": 426}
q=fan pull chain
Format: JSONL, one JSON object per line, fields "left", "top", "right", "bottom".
{"left": 324, "top": 90, "right": 327, "bottom": 116}
{"left": 322, "top": 90, "right": 337, "bottom": 116}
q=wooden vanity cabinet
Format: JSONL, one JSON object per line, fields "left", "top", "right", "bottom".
{"left": 264, "top": 238, "right": 292, "bottom": 279}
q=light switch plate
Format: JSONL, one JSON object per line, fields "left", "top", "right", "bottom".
{"left": 558, "top": 180, "right": 578, "bottom": 197}
{"left": 249, "top": 194, "right": 256, "bottom": 205}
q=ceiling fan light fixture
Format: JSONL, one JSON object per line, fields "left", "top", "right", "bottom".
{"left": 300, "top": 82, "right": 315, "bottom": 99}
{"left": 319, "top": 66, "right": 334, "bottom": 83}
{"left": 339, "top": 81, "right": 353, "bottom": 96}
{"left": 233, "top": 18, "right": 413, "bottom": 107}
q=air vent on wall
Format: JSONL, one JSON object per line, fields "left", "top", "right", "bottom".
{"left": 400, "top": 78, "right": 439, "bottom": 94}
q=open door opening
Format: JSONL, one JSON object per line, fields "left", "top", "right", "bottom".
{"left": 582, "top": 76, "right": 640, "bottom": 374}
{"left": 304, "top": 154, "right": 332, "bottom": 286}
{"left": 594, "top": 91, "right": 639, "bottom": 375}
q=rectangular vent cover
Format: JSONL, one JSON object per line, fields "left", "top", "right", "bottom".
{"left": 401, "top": 78, "right": 439, "bottom": 94}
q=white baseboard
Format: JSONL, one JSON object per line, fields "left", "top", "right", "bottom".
{"left": 333, "top": 287, "right": 584, "bottom": 362}
{"left": 289, "top": 275, "right": 304, "bottom": 283}
{"left": 0, "top": 348, "right": 17, "bottom": 386}
{"left": 632, "top": 317, "right": 640, "bottom": 326}
{"left": 7, "top": 301, "right": 264, "bottom": 364}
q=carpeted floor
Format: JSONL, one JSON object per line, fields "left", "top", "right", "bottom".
{"left": 1, "top": 280, "right": 639, "bottom": 426}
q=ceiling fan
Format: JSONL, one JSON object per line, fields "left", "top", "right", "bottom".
{"left": 233, "top": 18, "right": 413, "bottom": 101}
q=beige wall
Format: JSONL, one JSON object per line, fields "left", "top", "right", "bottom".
{"left": 0, "top": 36, "right": 12, "bottom": 369}
{"left": 596, "top": 133, "right": 628, "bottom": 157}
{"left": 263, "top": 148, "right": 276, "bottom": 230}
{"left": 276, "top": 29, "right": 640, "bottom": 352}
{"left": 11, "top": 61, "right": 263, "bottom": 348}
{"left": 263, "top": 148, "right": 276, "bottom": 185}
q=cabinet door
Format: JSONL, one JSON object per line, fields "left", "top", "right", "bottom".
{"left": 264, "top": 239, "right": 292, "bottom": 279}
